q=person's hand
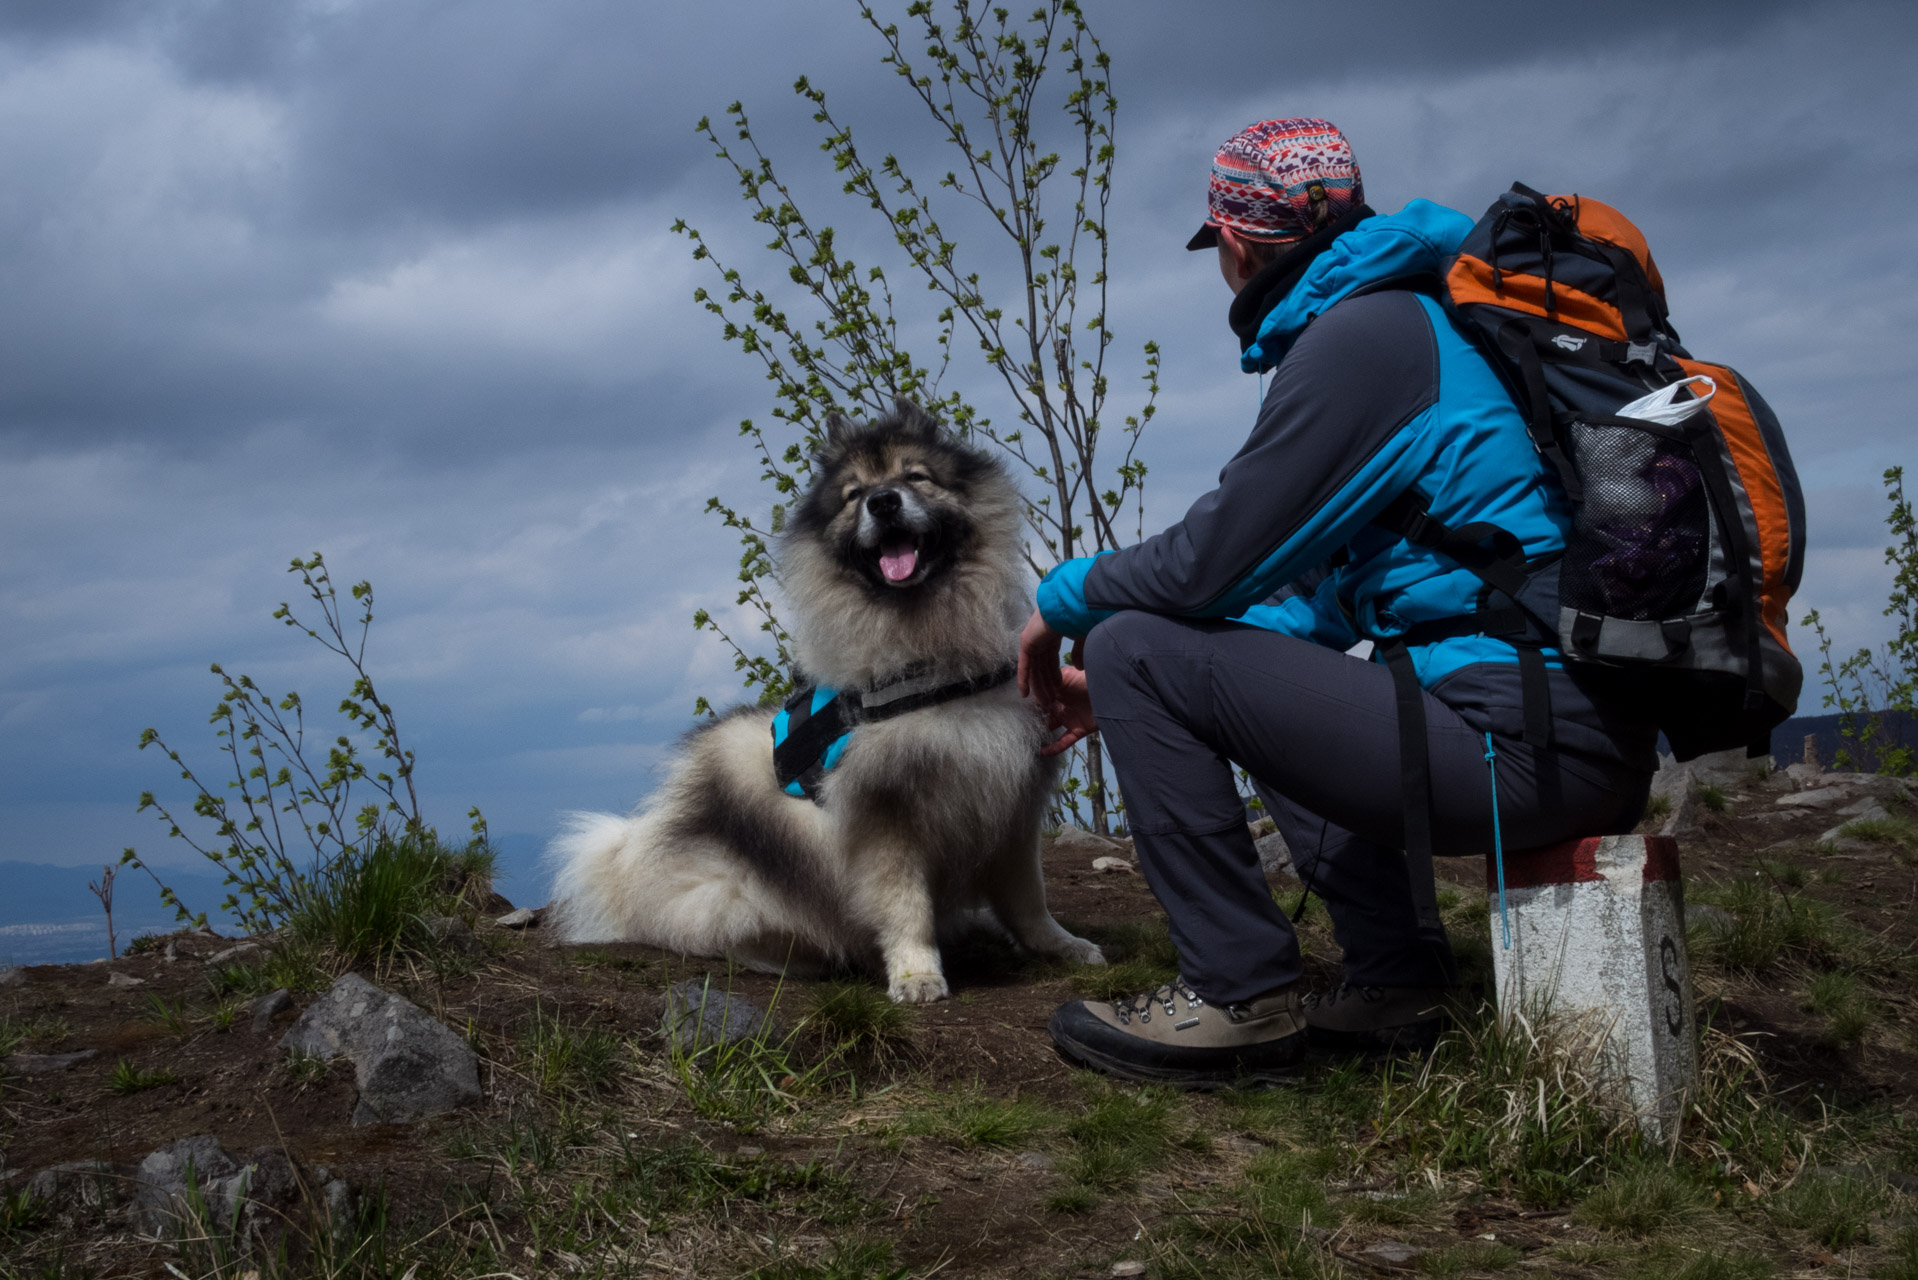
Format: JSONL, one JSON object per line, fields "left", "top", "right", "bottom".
{"left": 1017, "top": 607, "right": 1064, "bottom": 711}
{"left": 1041, "top": 664, "right": 1098, "bottom": 757}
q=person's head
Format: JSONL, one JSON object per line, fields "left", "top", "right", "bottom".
{"left": 1186, "top": 118, "right": 1363, "bottom": 294}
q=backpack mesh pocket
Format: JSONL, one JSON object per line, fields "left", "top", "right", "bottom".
{"left": 1561, "top": 417, "right": 1710, "bottom": 621}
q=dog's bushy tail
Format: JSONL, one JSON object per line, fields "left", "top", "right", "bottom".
{"left": 543, "top": 810, "right": 647, "bottom": 943}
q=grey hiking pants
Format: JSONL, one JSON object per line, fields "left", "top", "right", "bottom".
{"left": 1082, "top": 612, "right": 1652, "bottom": 1004}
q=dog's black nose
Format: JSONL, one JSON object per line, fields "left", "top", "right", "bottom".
{"left": 866, "top": 488, "right": 902, "bottom": 519}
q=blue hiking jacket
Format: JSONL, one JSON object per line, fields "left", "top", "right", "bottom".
{"left": 1037, "top": 200, "right": 1576, "bottom": 694}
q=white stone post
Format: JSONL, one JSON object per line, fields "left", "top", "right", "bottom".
{"left": 1488, "top": 834, "right": 1698, "bottom": 1142}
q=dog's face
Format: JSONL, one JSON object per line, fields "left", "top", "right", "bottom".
{"left": 787, "top": 401, "right": 1005, "bottom": 597}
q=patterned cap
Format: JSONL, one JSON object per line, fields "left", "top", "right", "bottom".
{"left": 1186, "top": 118, "right": 1363, "bottom": 250}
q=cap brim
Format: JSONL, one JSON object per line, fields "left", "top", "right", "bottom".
{"left": 1185, "top": 223, "right": 1220, "bottom": 251}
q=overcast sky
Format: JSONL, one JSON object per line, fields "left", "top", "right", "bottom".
{"left": 3, "top": 0, "right": 1913, "bottom": 901}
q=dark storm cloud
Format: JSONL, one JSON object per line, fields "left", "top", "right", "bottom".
{"left": 1, "top": 0, "right": 1914, "bottom": 878}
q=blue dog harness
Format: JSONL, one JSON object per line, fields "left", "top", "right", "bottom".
{"left": 771, "top": 661, "right": 1018, "bottom": 802}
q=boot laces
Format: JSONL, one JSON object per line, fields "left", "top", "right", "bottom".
{"left": 1112, "top": 977, "right": 1203, "bottom": 1026}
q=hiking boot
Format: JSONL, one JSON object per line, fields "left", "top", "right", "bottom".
{"left": 1303, "top": 984, "right": 1452, "bottom": 1056}
{"left": 1047, "top": 977, "right": 1306, "bottom": 1088}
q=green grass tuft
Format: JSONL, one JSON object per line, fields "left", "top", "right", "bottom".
{"left": 1763, "top": 1172, "right": 1886, "bottom": 1249}
{"left": 1573, "top": 1164, "right": 1710, "bottom": 1237}
{"left": 142, "top": 993, "right": 192, "bottom": 1038}
{"left": 802, "top": 981, "right": 916, "bottom": 1051}
{"left": 289, "top": 828, "right": 495, "bottom": 963}
{"left": 1840, "top": 812, "right": 1918, "bottom": 854}
{"left": 1805, "top": 971, "right": 1879, "bottom": 1048}
{"left": 902, "top": 1083, "right": 1055, "bottom": 1150}
{"left": 108, "top": 1058, "right": 177, "bottom": 1095}
{"left": 1700, "top": 783, "right": 1729, "bottom": 812}
{"left": 1642, "top": 792, "right": 1674, "bottom": 824}
{"left": 518, "top": 1006, "right": 625, "bottom": 1097}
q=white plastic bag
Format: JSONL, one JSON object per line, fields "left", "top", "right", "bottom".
{"left": 1616, "top": 375, "right": 1716, "bottom": 426}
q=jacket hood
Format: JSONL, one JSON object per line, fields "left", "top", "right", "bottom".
{"left": 1241, "top": 199, "right": 1476, "bottom": 373}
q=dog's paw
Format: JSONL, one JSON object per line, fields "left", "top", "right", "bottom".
{"left": 1059, "top": 935, "right": 1106, "bottom": 967}
{"left": 887, "top": 971, "right": 950, "bottom": 1004}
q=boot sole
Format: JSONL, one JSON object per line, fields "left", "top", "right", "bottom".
{"left": 1049, "top": 1024, "right": 1305, "bottom": 1091}
{"left": 1305, "top": 1017, "right": 1446, "bottom": 1061}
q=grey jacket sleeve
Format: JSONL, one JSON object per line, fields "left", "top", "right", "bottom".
{"left": 1081, "top": 290, "right": 1440, "bottom": 620}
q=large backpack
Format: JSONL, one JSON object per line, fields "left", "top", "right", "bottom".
{"left": 1361, "top": 184, "right": 1806, "bottom": 955}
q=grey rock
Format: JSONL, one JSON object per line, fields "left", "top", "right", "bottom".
{"left": 1255, "top": 830, "right": 1296, "bottom": 879}
{"left": 1110, "top": 1264, "right": 1147, "bottom": 1278}
{"left": 1014, "top": 1150, "right": 1055, "bottom": 1171}
{"left": 1661, "top": 786, "right": 1705, "bottom": 837}
{"left": 1053, "top": 826, "right": 1125, "bottom": 857}
{"left": 662, "top": 979, "right": 776, "bottom": 1052}
{"left": 1687, "top": 904, "right": 1736, "bottom": 934}
{"left": 27, "top": 1160, "right": 124, "bottom": 1216}
{"left": 106, "top": 971, "right": 145, "bottom": 987}
{"left": 1363, "top": 1240, "right": 1422, "bottom": 1265}
{"left": 1820, "top": 772, "right": 1917, "bottom": 806}
{"left": 1785, "top": 762, "right": 1825, "bottom": 786}
{"left": 280, "top": 973, "right": 481, "bottom": 1125}
{"left": 1090, "top": 856, "right": 1135, "bottom": 874}
{"left": 248, "top": 988, "right": 293, "bottom": 1033}
{"left": 1776, "top": 786, "right": 1853, "bottom": 810}
{"left": 5, "top": 1049, "right": 98, "bottom": 1074}
{"left": 1649, "top": 757, "right": 1696, "bottom": 803}
{"left": 0, "top": 966, "right": 22, "bottom": 987}
{"left": 162, "top": 940, "right": 180, "bottom": 963}
{"left": 1683, "top": 747, "right": 1766, "bottom": 788}
{"left": 494, "top": 907, "right": 541, "bottom": 929}
{"left": 133, "top": 1137, "right": 305, "bottom": 1250}
{"left": 424, "top": 915, "right": 484, "bottom": 954}
{"left": 1839, "top": 799, "right": 1892, "bottom": 820}
{"left": 206, "top": 942, "right": 261, "bottom": 965}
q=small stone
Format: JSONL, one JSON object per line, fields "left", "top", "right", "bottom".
{"left": 132, "top": 1137, "right": 305, "bottom": 1249}
{"left": 4, "top": 1050, "right": 98, "bottom": 1074}
{"left": 1053, "top": 826, "right": 1124, "bottom": 856}
{"left": 248, "top": 989, "right": 293, "bottom": 1032}
{"left": 1090, "top": 856, "right": 1135, "bottom": 874}
{"left": 106, "top": 971, "right": 145, "bottom": 987}
{"left": 1364, "top": 1240, "right": 1422, "bottom": 1265}
{"left": 735, "top": 1145, "right": 765, "bottom": 1158}
{"left": 27, "top": 1160, "right": 123, "bottom": 1215}
{"left": 1838, "top": 800, "right": 1891, "bottom": 822}
{"left": 1785, "top": 762, "right": 1824, "bottom": 786}
{"left": 1110, "top": 1263, "right": 1147, "bottom": 1278}
{"left": 280, "top": 973, "right": 481, "bottom": 1125}
{"left": 162, "top": 940, "right": 179, "bottom": 963}
{"left": 494, "top": 907, "right": 541, "bottom": 929}
{"left": 1777, "top": 786, "right": 1853, "bottom": 810}
{"left": 1014, "top": 1150, "right": 1054, "bottom": 1171}
{"left": 206, "top": 942, "right": 261, "bottom": 965}
{"left": 662, "top": 979, "right": 775, "bottom": 1052}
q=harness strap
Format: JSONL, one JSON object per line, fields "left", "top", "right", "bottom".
{"left": 772, "top": 661, "right": 1018, "bottom": 803}
{"left": 1381, "top": 639, "right": 1443, "bottom": 939}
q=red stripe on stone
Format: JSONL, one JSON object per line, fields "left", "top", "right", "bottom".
{"left": 1486, "top": 835, "right": 1681, "bottom": 891}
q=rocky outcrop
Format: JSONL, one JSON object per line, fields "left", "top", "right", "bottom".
{"left": 280, "top": 973, "right": 481, "bottom": 1125}
{"left": 662, "top": 979, "right": 777, "bottom": 1053}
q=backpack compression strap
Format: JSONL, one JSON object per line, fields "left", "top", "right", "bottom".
{"left": 1368, "top": 492, "right": 1556, "bottom": 965}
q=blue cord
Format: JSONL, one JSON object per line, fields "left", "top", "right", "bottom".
{"left": 1485, "top": 731, "right": 1511, "bottom": 950}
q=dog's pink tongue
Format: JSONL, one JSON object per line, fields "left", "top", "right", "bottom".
{"left": 879, "top": 542, "right": 919, "bottom": 582}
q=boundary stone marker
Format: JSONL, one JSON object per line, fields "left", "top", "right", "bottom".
{"left": 1489, "top": 834, "right": 1697, "bottom": 1140}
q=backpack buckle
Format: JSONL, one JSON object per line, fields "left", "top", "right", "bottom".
{"left": 1624, "top": 341, "right": 1660, "bottom": 365}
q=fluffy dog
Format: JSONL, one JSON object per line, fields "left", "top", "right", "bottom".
{"left": 547, "top": 401, "right": 1104, "bottom": 1002}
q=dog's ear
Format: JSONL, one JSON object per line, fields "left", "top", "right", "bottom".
{"left": 822, "top": 411, "right": 854, "bottom": 449}
{"left": 892, "top": 396, "right": 943, "bottom": 440}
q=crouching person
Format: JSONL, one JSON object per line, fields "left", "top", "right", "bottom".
{"left": 1019, "top": 119, "right": 1657, "bottom": 1086}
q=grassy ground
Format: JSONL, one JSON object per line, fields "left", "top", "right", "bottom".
{"left": 3, "top": 769, "right": 1917, "bottom": 1278}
